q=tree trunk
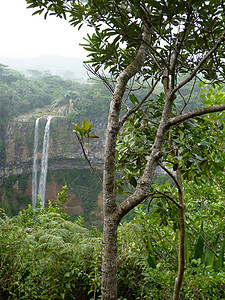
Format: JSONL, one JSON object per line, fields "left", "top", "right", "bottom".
{"left": 101, "top": 214, "right": 118, "bottom": 299}
{"left": 101, "top": 26, "right": 152, "bottom": 300}
{"left": 173, "top": 167, "right": 185, "bottom": 300}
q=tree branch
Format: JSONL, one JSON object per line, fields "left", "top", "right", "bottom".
{"left": 158, "top": 162, "right": 182, "bottom": 194}
{"left": 167, "top": 104, "right": 225, "bottom": 127}
{"left": 172, "top": 30, "right": 225, "bottom": 94}
{"left": 84, "top": 64, "right": 115, "bottom": 94}
{"left": 179, "top": 76, "right": 197, "bottom": 114}
{"left": 119, "top": 76, "right": 161, "bottom": 129}
{"left": 75, "top": 133, "right": 103, "bottom": 184}
{"left": 169, "top": 5, "right": 194, "bottom": 78}
{"left": 152, "top": 190, "right": 182, "bottom": 209}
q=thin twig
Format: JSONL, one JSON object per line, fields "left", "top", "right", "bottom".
{"left": 75, "top": 133, "right": 103, "bottom": 184}
{"left": 158, "top": 162, "right": 182, "bottom": 194}
{"left": 147, "top": 190, "right": 181, "bottom": 209}
{"left": 119, "top": 76, "right": 161, "bottom": 128}
{"left": 179, "top": 76, "right": 197, "bottom": 114}
{"left": 186, "top": 218, "right": 218, "bottom": 258}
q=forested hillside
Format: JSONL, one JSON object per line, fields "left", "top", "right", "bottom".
{"left": 0, "top": 63, "right": 111, "bottom": 124}
{"left": 0, "top": 63, "right": 111, "bottom": 165}
{"left": 0, "top": 62, "right": 204, "bottom": 166}
{"left": 0, "top": 64, "right": 110, "bottom": 223}
{"left": 0, "top": 61, "right": 225, "bottom": 299}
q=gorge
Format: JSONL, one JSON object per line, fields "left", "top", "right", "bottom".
{"left": 0, "top": 115, "right": 105, "bottom": 226}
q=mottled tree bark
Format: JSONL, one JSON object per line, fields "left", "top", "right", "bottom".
{"left": 101, "top": 26, "right": 152, "bottom": 300}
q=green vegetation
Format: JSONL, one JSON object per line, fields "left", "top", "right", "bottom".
{"left": 0, "top": 167, "right": 103, "bottom": 228}
{"left": 0, "top": 65, "right": 108, "bottom": 222}
{"left": 48, "top": 169, "right": 102, "bottom": 227}
{"left": 0, "top": 64, "right": 111, "bottom": 124}
{"left": 1, "top": 75, "right": 225, "bottom": 298}
{"left": 0, "top": 178, "right": 225, "bottom": 299}
{"left": 0, "top": 174, "right": 31, "bottom": 216}
{"left": 1, "top": 1, "right": 225, "bottom": 294}
{"left": 1, "top": 58, "right": 224, "bottom": 299}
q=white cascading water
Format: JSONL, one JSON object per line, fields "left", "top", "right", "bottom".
{"left": 32, "top": 117, "right": 40, "bottom": 209}
{"left": 32, "top": 116, "right": 52, "bottom": 209}
{"left": 38, "top": 116, "right": 52, "bottom": 207}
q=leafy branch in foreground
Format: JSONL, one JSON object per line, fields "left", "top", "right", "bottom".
{"left": 72, "top": 118, "right": 102, "bottom": 184}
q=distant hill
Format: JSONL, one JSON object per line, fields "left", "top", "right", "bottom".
{"left": 0, "top": 55, "right": 88, "bottom": 81}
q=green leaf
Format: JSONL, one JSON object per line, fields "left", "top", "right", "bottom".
{"left": 203, "top": 234, "right": 219, "bottom": 271}
{"left": 82, "top": 118, "right": 88, "bottom": 127}
{"left": 64, "top": 272, "right": 71, "bottom": 277}
{"left": 147, "top": 253, "right": 156, "bottom": 269}
{"left": 203, "top": 248, "right": 215, "bottom": 271}
{"left": 180, "top": 132, "right": 184, "bottom": 140}
{"left": 116, "top": 184, "right": 124, "bottom": 195}
{"left": 214, "top": 238, "right": 225, "bottom": 271}
{"left": 194, "top": 222, "right": 204, "bottom": 260}
{"left": 129, "top": 94, "right": 139, "bottom": 105}
{"left": 128, "top": 174, "right": 137, "bottom": 187}
{"left": 32, "top": 8, "right": 44, "bottom": 15}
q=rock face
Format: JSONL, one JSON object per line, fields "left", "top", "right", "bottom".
{"left": 0, "top": 116, "right": 104, "bottom": 226}
{"left": 1, "top": 116, "right": 104, "bottom": 178}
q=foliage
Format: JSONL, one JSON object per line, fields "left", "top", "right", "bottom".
{"left": 73, "top": 118, "right": 99, "bottom": 153}
{"left": 73, "top": 119, "right": 95, "bottom": 141}
{"left": 115, "top": 84, "right": 225, "bottom": 194}
{"left": 1, "top": 190, "right": 225, "bottom": 299}
{"left": 26, "top": 0, "right": 225, "bottom": 84}
{"left": 113, "top": 83, "right": 225, "bottom": 298}
{"left": 0, "top": 195, "right": 103, "bottom": 299}
{"left": 47, "top": 169, "right": 103, "bottom": 227}
{"left": 9, "top": 0, "right": 225, "bottom": 298}
{"left": 0, "top": 65, "right": 110, "bottom": 125}
{"left": 47, "top": 185, "right": 69, "bottom": 220}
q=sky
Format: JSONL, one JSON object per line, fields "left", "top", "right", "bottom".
{"left": 0, "top": 0, "right": 89, "bottom": 59}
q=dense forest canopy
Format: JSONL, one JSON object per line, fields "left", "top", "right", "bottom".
{"left": 0, "top": 63, "right": 111, "bottom": 123}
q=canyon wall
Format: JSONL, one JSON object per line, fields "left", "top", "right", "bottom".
{"left": 0, "top": 116, "right": 104, "bottom": 226}
{"left": 1, "top": 116, "right": 104, "bottom": 178}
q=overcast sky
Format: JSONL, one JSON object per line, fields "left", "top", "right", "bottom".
{"left": 0, "top": 0, "right": 89, "bottom": 59}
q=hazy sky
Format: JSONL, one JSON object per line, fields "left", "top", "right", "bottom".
{"left": 0, "top": 0, "right": 89, "bottom": 59}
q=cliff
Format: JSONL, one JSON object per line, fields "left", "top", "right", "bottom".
{"left": 1, "top": 116, "right": 104, "bottom": 178}
{"left": 0, "top": 116, "right": 104, "bottom": 226}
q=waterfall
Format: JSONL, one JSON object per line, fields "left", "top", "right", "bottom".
{"left": 32, "top": 117, "right": 40, "bottom": 209}
{"left": 32, "top": 116, "right": 52, "bottom": 209}
{"left": 38, "top": 116, "right": 52, "bottom": 207}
